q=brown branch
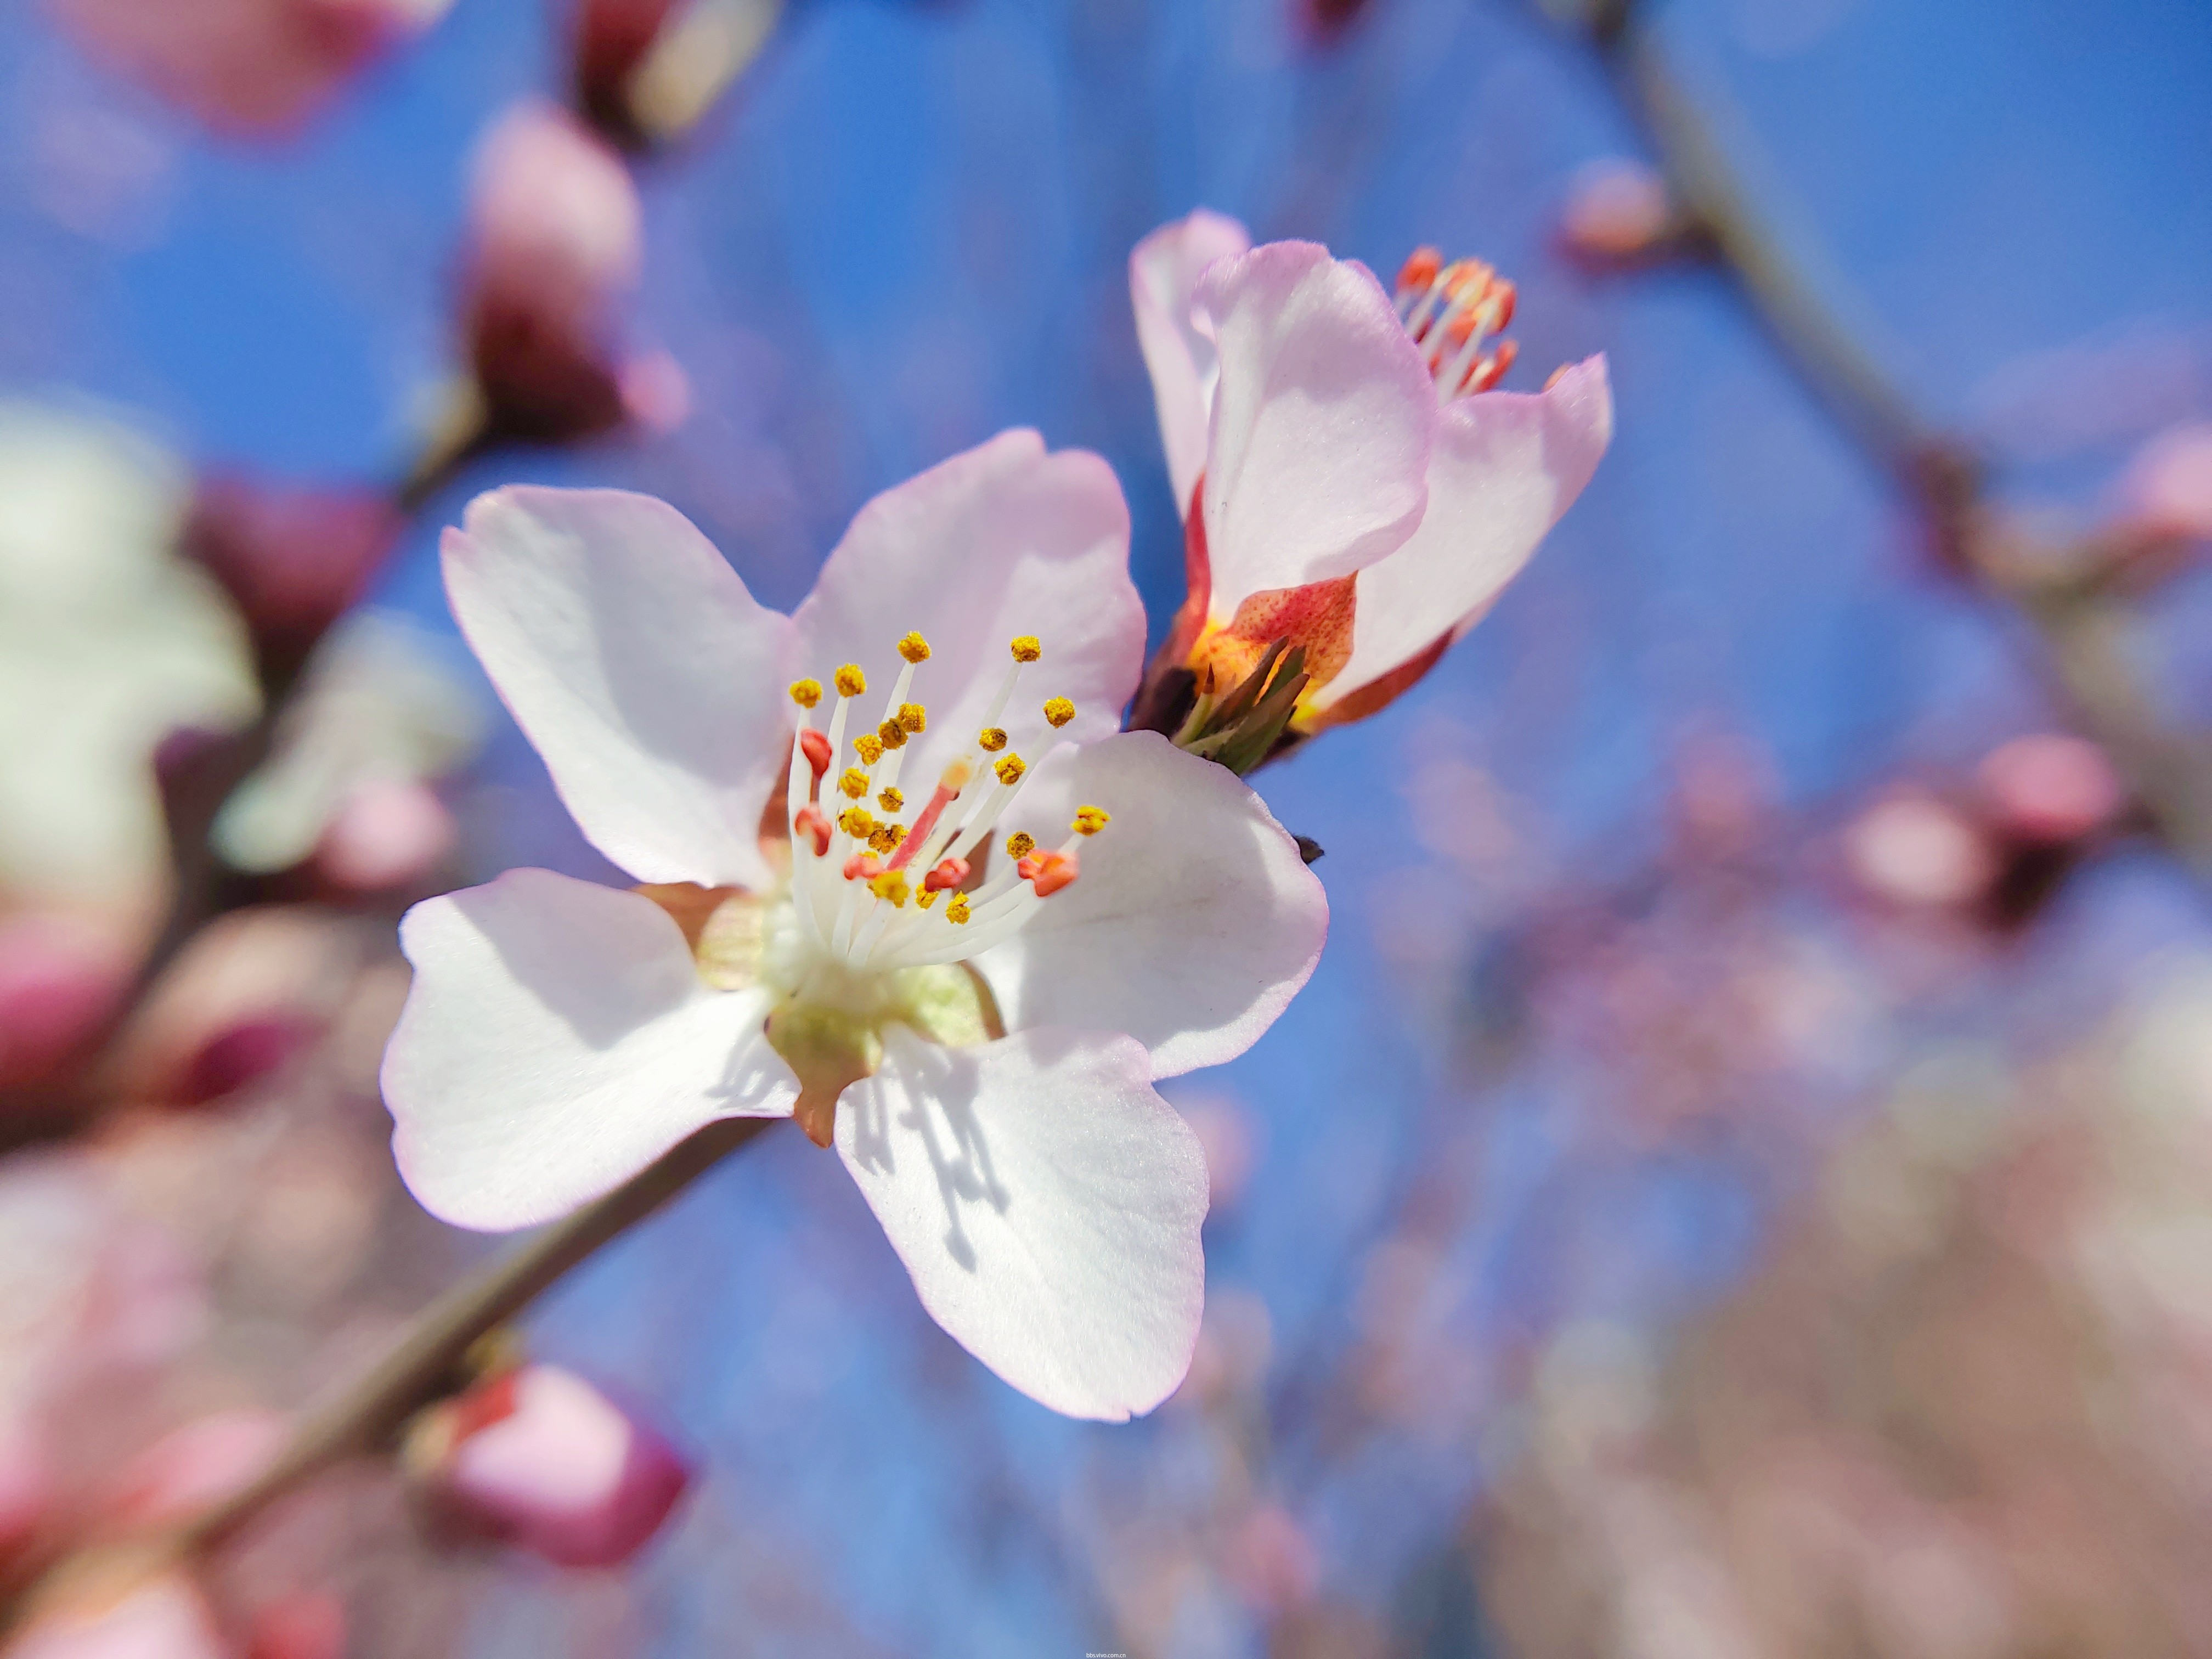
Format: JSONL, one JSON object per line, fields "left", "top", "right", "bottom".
{"left": 1581, "top": 8, "right": 2212, "bottom": 885}
{"left": 2, "top": 1116, "right": 778, "bottom": 1630}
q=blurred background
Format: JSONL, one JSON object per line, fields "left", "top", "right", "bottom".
{"left": 3, "top": 0, "right": 2211, "bottom": 1652}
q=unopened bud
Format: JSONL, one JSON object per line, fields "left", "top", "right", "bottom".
{"left": 405, "top": 1364, "right": 692, "bottom": 1568}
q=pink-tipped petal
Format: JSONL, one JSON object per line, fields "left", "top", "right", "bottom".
{"left": 382, "top": 869, "right": 796, "bottom": 1232}
{"left": 1313, "top": 354, "right": 1612, "bottom": 717}
{"left": 972, "top": 731, "right": 1326, "bottom": 1079}
{"left": 837, "top": 1026, "right": 1208, "bottom": 1421}
{"left": 1130, "top": 210, "right": 1254, "bottom": 517}
{"left": 1194, "top": 242, "right": 1435, "bottom": 620}
{"left": 792, "top": 431, "right": 1143, "bottom": 780}
{"left": 442, "top": 487, "right": 797, "bottom": 890}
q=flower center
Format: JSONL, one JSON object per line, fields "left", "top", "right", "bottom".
{"left": 690, "top": 629, "right": 1115, "bottom": 1145}
{"left": 1393, "top": 247, "right": 1517, "bottom": 402}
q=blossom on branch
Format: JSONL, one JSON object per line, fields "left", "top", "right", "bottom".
{"left": 380, "top": 431, "right": 1328, "bottom": 1420}
{"left": 459, "top": 103, "right": 687, "bottom": 449}
{"left": 1128, "top": 211, "right": 1611, "bottom": 749}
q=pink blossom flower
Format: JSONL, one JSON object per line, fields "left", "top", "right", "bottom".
{"left": 460, "top": 104, "right": 681, "bottom": 447}
{"left": 45, "top": 0, "right": 451, "bottom": 140}
{"left": 381, "top": 431, "right": 1328, "bottom": 1419}
{"left": 1128, "top": 211, "right": 1611, "bottom": 734}
{"left": 1557, "top": 158, "right": 1678, "bottom": 265}
{"left": 405, "top": 1364, "right": 690, "bottom": 1567}
{"left": 182, "top": 477, "right": 402, "bottom": 670}
{"left": 103, "top": 1408, "right": 285, "bottom": 1530}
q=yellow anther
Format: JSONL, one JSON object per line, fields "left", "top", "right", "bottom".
{"left": 898, "top": 631, "right": 932, "bottom": 664}
{"left": 897, "top": 702, "right": 927, "bottom": 734}
{"left": 868, "top": 823, "right": 905, "bottom": 856}
{"left": 854, "top": 733, "right": 885, "bottom": 766}
{"left": 978, "top": 727, "right": 1008, "bottom": 753}
{"left": 1010, "top": 636, "right": 1042, "bottom": 663}
{"left": 916, "top": 888, "right": 940, "bottom": 910}
{"left": 876, "top": 719, "right": 908, "bottom": 751}
{"left": 868, "top": 871, "right": 911, "bottom": 907}
{"left": 994, "top": 753, "right": 1026, "bottom": 786}
{"left": 839, "top": 768, "right": 870, "bottom": 800}
{"left": 1072, "top": 805, "right": 1110, "bottom": 837}
{"left": 1042, "top": 696, "right": 1076, "bottom": 729}
{"left": 838, "top": 807, "right": 875, "bottom": 839}
{"left": 877, "top": 787, "right": 905, "bottom": 813}
{"left": 788, "top": 678, "right": 823, "bottom": 709}
{"left": 945, "top": 894, "right": 972, "bottom": 924}
{"left": 833, "top": 664, "right": 867, "bottom": 698}
{"left": 1005, "top": 831, "right": 1036, "bottom": 859}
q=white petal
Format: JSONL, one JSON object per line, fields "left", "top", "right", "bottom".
{"left": 1130, "top": 210, "right": 1252, "bottom": 518}
{"left": 1194, "top": 242, "right": 1434, "bottom": 620}
{"left": 972, "top": 731, "right": 1327, "bottom": 1078}
{"left": 442, "top": 487, "right": 797, "bottom": 889}
{"left": 1314, "top": 356, "right": 1613, "bottom": 713}
{"left": 382, "top": 868, "right": 795, "bottom": 1232}
{"left": 792, "top": 430, "right": 1144, "bottom": 781}
{"left": 836, "top": 1025, "right": 1207, "bottom": 1421}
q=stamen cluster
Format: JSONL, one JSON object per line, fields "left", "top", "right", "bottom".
{"left": 783, "top": 631, "right": 1110, "bottom": 973}
{"left": 1394, "top": 247, "right": 1518, "bottom": 401}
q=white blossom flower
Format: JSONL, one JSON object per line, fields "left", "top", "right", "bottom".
{"left": 381, "top": 430, "right": 1328, "bottom": 1419}
{"left": 1130, "top": 210, "right": 1612, "bottom": 731}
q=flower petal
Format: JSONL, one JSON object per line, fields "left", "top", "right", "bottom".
{"left": 792, "top": 430, "right": 1144, "bottom": 782}
{"left": 382, "top": 868, "right": 795, "bottom": 1231}
{"left": 1130, "top": 209, "right": 1252, "bottom": 518}
{"left": 1312, "top": 356, "right": 1613, "bottom": 716}
{"left": 442, "top": 487, "right": 796, "bottom": 889}
{"left": 836, "top": 1025, "right": 1207, "bottom": 1421}
{"left": 973, "top": 731, "right": 1326, "bottom": 1078}
{"left": 1194, "top": 242, "right": 1434, "bottom": 620}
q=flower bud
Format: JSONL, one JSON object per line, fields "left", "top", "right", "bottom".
{"left": 1977, "top": 733, "right": 2124, "bottom": 849}
{"left": 406, "top": 1365, "right": 692, "bottom": 1567}
{"left": 182, "top": 478, "right": 400, "bottom": 676}
{"left": 1558, "top": 158, "right": 1677, "bottom": 265}
{"left": 244, "top": 1594, "right": 344, "bottom": 1659}
{"left": 460, "top": 104, "right": 679, "bottom": 446}
{"left": 46, "top": 0, "right": 454, "bottom": 139}
{"left": 315, "top": 780, "right": 456, "bottom": 894}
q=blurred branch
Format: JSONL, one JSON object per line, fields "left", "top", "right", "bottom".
{"left": 1578, "top": 5, "right": 2212, "bottom": 884}
{"left": 1, "top": 1116, "right": 777, "bottom": 1629}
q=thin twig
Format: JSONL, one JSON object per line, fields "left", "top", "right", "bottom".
{"left": 1580, "top": 5, "right": 2212, "bottom": 887}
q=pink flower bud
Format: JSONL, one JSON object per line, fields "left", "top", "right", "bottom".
{"left": 45, "top": 0, "right": 454, "bottom": 140}
{"left": 183, "top": 478, "right": 400, "bottom": 669}
{"left": 103, "top": 1409, "right": 285, "bottom": 1532}
{"left": 1977, "top": 733, "right": 2125, "bottom": 848}
{"left": 1558, "top": 158, "right": 1677, "bottom": 265}
{"left": 0, "top": 915, "right": 130, "bottom": 1092}
{"left": 314, "top": 780, "right": 455, "bottom": 893}
{"left": 2112, "top": 421, "right": 2212, "bottom": 544}
{"left": 462, "top": 104, "right": 658, "bottom": 447}
{"left": 0, "top": 1423, "right": 53, "bottom": 1564}
{"left": 1842, "top": 793, "right": 1997, "bottom": 911}
{"left": 4, "top": 1575, "right": 226, "bottom": 1659}
{"left": 410, "top": 1365, "right": 692, "bottom": 1567}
